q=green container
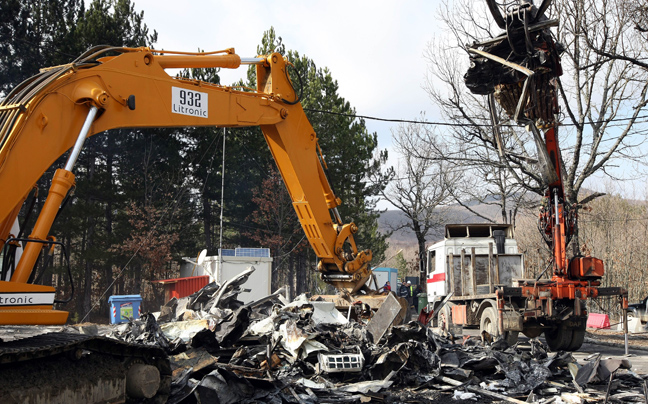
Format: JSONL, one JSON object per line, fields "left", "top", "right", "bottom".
{"left": 418, "top": 293, "right": 428, "bottom": 311}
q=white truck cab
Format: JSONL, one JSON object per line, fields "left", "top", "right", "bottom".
{"left": 426, "top": 224, "right": 523, "bottom": 299}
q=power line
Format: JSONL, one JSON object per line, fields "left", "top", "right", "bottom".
{"left": 304, "top": 108, "right": 648, "bottom": 129}
{"left": 7, "top": 36, "right": 647, "bottom": 130}
{"left": 580, "top": 216, "right": 648, "bottom": 223}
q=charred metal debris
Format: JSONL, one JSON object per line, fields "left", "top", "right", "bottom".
{"left": 83, "top": 270, "right": 646, "bottom": 404}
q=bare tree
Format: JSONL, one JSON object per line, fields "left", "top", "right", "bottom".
{"left": 420, "top": 35, "right": 539, "bottom": 224}
{"left": 580, "top": 0, "right": 648, "bottom": 71}
{"left": 378, "top": 121, "right": 456, "bottom": 270}
{"left": 422, "top": 0, "right": 648, "bottom": 252}
{"left": 449, "top": 161, "right": 535, "bottom": 224}
{"left": 580, "top": 189, "right": 648, "bottom": 305}
{"left": 517, "top": 184, "right": 648, "bottom": 308}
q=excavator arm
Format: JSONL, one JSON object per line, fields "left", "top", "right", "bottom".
{"left": 0, "top": 46, "right": 372, "bottom": 324}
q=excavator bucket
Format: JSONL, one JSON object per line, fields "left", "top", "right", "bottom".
{"left": 311, "top": 292, "right": 409, "bottom": 327}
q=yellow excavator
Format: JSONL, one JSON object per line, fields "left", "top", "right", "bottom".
{"left": 0, "top": 46, "right": 392, "bottom": 402}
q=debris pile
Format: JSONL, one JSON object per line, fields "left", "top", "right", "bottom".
{"left": 106, "top": 270, "right": 647, "bottom": 403}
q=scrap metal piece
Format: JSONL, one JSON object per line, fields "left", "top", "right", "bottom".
{"left": 309, "top": 301, "right": 348, "bottom": 325}
{"left": 194, "top": 368, "right": 255, "bottom": 404}
{"left": 209, "top": 266, "right": 256, "bottom": 314}
{"left": 158, "top": 297, "right": 177, "bottom": 322}
{"left": 609, "top": 392, "right": 647, "bottom": 402}
{"left": 247, "top": 312, "right": 278, "bottom": 336}
{"left": 278, "top": 318, "right": 328, "bottom": 360}
{"left": 214, "top": 306, "right": 251, "bottom": 347}
{"left": 444, "top": 367, "right": 473, "bottom": 380}
{"left": 453, "top": 390, "right": 478, "bottom": 401}
{"left": 160, "top": 319, "right": 209, "bottom": 343}
{"left": 170, "top": 348, "right": 218, "bottom": 378}
{"left": 575, "top": 354, "right": 601, "bottom": 386}
{"left": 337, "top": 379, "right": 393, "bottom": 394}
{"left": 168, "top": 368, "right": 198, "bottom": 404}
{"left": 387, "top": 321, "right": 434, "bottom": 346}
{"left": 366, "top": 292, "right": 405, "bottom": 343}
{"left": 294, "top": 378, "right": 335, "bottom": 390}
{"left": 597, "top": 359, "right": 632, "bottom": 381}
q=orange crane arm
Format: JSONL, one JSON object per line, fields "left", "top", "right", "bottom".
{"left": 0, "top": 47, "right": 372, "bottom": 324}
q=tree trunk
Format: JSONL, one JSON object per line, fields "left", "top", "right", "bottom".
{"left": 565, "top": 187, "right": 581, "bottom": 256}
{"left": 82, "top": 258, "right": 93, "bottom": 320}
{"left": 81, "top": 211, "right": 96, "bottom": 319}
{"left": 295, "top": 251, "right": 305, "bottom": 295}
{"left": 81, "top": 147, "right": 97, "bottom": 318}
{"left": 288, "top": 254, "right": 295, "bottom": 298}
{"left": 413, "top": 221, "right": 427, "bottom": 277}
{"left": 271, "top": 259, "right": 278, "bottom": 292}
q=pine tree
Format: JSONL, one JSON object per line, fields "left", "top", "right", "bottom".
{"left": 244, "top": 28, "right": 391, "bottom": 293}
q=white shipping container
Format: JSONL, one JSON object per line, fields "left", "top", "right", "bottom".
{"left": 180, "top": 248, "right": 272, "bottom": 304}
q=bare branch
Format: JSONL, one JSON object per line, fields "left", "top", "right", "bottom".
{"left": 422, "top": 0, "right": 648, "bottom": 213}
{"left": 579, "top": 192, "right": 606, "bottom": 206}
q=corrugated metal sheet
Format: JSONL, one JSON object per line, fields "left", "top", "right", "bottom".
{"left": 173, "top": 275, "right": 210, "bottom": 299}
{"left": 153, "top": 275, "right": 210, "bottom": 300}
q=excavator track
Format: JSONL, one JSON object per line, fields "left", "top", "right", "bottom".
{"left": 0, "top": 332, "right": 171, "bottom": 403}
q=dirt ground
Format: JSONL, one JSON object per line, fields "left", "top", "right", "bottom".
{"left": 585, "top": 329, "right": 648, "bottom": 349}
{"left": 450, "top": 325, "right": 648, "bottom": 374}
{"left": 576, "top": 329, "right": 648, "bottom": 374}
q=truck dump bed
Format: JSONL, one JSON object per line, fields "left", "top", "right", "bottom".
{"left": 447, "top": 250, "right": 524, "bottom": 299}
{"left": 427, "top": 224, "right": 523, "bottom": 300}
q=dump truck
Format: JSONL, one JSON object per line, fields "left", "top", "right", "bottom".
{"left": 429, "top": 0, "right": 628, "bottom": 351}
{"left": 425, "top": 223, "right": 626, "bottom": 351}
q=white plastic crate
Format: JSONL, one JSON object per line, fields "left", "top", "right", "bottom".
{"left": 318, "top": 348, "right": 364, "bottom": 373}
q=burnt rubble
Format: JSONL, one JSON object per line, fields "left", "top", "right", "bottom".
{"left": 104, "top": 274, "right": 647, "bottom": 403}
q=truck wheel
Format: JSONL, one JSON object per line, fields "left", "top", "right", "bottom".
{"left": 439, "top": 305, "right": 452, "bottom": 334}
{"left": 545, "top": 324, "right": 573, "bottom": 351}
{"left": 480, "top": 307, "right": 498, "bottom": 336}
{"left": 566, "top": 324, "right": 586, "bottom": 351}
{"left": 480, "top": 307, "right": 519, "bottom": 346}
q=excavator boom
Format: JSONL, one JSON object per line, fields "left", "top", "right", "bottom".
{"left": 0, "top": 46, "right": 373, "bottom": 325}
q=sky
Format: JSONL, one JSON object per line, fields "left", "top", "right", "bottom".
{"left": 128, "top": 0, "right": 442, "bottom": 168}
{"left": 93, "top": 0, "right": 647, "bottom": 206}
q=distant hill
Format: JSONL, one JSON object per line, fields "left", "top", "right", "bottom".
{"left": 378, "top": 203, "right": 504, "bottom": 247}
{"left": 378, "top": 188, "right": 605, "bottom": 254}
